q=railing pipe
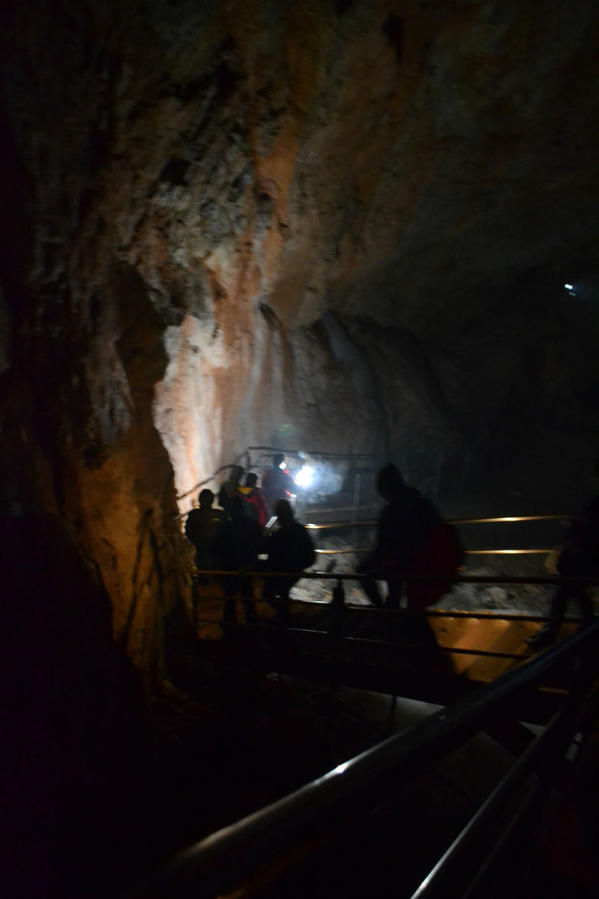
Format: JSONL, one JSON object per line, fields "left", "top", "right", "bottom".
{"left": 411, "top": 641, "right": 594, "bottom": 899}
{"left": 193, "top": 568, "right": 599, "bottom": 587}
{"left": 410, "top": 711, "right": 566, "bottom": 899}
{"left": 314, "top": 547, "right": 556, "bottom": 555}
{"left": 145, "top": 620, "right": 599, "bottom": 898}
{"left": 305, "top": 514, "right": 570, "bottom": 529}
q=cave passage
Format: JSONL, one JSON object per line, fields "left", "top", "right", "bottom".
{"left": 2, "top": 2, "right": 599, "bottom": 896}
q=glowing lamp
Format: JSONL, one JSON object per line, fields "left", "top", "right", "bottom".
{"left": 295, "top": 464, "right": 315, "bottom": 488}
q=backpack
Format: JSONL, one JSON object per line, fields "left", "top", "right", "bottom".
{"left": 403, "top": 522, "right": 464, "bottom": 610}
{"left": 239, "top": 494, "right": 260, "bottom": 523}
{"left": 298, "top": 525, "right": 316, "bottom": 569}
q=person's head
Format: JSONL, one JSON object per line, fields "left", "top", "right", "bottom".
{"left": 273, "top": 453, "right": 285, "bottom": 469}
{"left": 376, "top": 464, "right": 404, "bottom": 500}
{"left": 274, "top": 498, "right": 294, "bottom": 526}
{"left": 229, "top": 464, "right": 244, "bottom": 487}
{"left": 245, "top": 472, "right": 258, "bottom": 489}
{"left": 199, "top": 488, "right": 214, "bottom": 509}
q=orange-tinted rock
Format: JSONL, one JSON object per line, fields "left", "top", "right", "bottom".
{"left": 1, "top": 0, "right": 599, "bottom": 682}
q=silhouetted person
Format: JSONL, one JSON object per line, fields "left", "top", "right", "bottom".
{"left": 262, "top": 499, "right": 316, "bottom": 623}
{"left": 213, "top": 496, "right": 261, "bottom": 624}
{"left": 217, "top": 464, "right": 244, "bottom": 516}
{"left": 528, "top": 484, "right": 599, "bottom": 649}
{"left": 262, "top": 453, "right": 295, "bottom": 516}
{"left": 357, "top": 465, "right": 461, "bottom": 656}
{"left": 184, "top": 488, "right": 226, "bottom": 573}
{"left": 358, "top": 464, "right": 440, "bottom": 609}
{"left": 237, "top": 472, "right": 269, "bottom": 528}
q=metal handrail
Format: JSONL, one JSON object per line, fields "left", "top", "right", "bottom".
{"left": 314, "top": 547, "right": 555, "bottom": 554}
{"left": 409, "top": 705, "right": 572, "bottom": 898}
{"left": 144, "top": 619, "right": 599, "bottom": 898}
{"left": 447, "top": 513, "right": 570, "bottom": 524}
{"left": 179, "top": 508, "right": 570, "bottom": 523}
{"left": 243, "top": 444, "right": 388, "bottom": 462}
{"left": 305, "top": 513, "right": 569, "bottom": 554}
{"left": 175, "top": 446, "right": 571, "bottom": 523}
{"left": 195, "top": 570, "right": 597, "bottom": 664}
{"left": 176, "top": 445, "right": 383, "bottom": 503}
{"left": 192, "top": 568, "right": 599, "bottom": 587}
{"left": 200, "top": 604, "right": 537, "bottom": 662}
{"left": 304, "top": 514, "right": 570, "bottom": 528}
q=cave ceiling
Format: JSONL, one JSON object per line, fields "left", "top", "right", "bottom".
{"left": 3, "top": 0, "right": 598, "bottom": 334}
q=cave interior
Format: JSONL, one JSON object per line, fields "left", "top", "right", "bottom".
{"left": 2, "top": 1, "right": 598, "bottom": 896}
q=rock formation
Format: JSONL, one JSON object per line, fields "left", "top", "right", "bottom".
{"left": 2, "top": 0, "right": 599, "bottom": 686}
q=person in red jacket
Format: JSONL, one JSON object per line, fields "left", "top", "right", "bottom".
{"left": 262, "top": 453, "right": 295, "bottom": 517}
{"left": 237, "top": 472, "right": 269, "bottom": 528}
{"left": 358, "top": 464, "right": 462, "bottom": 611}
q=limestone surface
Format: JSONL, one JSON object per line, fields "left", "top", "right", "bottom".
{"left": 1, "top": 0, "right": 598, "bottom": 680}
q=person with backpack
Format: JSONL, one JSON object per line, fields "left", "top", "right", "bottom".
{"left": 527, "top": 479, "right": 599, "bottom": 649}
{"left": 261, "top": 499, "right": 316, "bottom": 623}
{"left": 184, "top": 488, "right": 227, "bottom": 573}
{"left": 236, "top": 472, "right": 269, "bottom": 528}
{"left": 358, "top": 464, "right": 462, "bottom": 613}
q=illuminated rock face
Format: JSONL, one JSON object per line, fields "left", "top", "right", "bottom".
{"left": 2, "top": 0, "right": 599, "bottom": 676}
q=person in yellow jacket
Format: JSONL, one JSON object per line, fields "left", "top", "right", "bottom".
{"left": 236, "top": 472, "right": 269, "bottom": 528}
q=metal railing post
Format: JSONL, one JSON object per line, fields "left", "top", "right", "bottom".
{"left": 328, "top": 577, "right": 346, "bottom": 641}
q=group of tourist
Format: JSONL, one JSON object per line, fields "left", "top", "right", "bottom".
{"left": 185, "top": 454, "right": 599, "bottom": 645}
{"left": 185, "top": 454, "right": 315, "bottom": 624}
{"left": 184, "top": 455, "right": 463, "bottom": 628}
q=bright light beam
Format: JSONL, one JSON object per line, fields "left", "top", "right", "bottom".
{"left": 295, "top": 464, "right": 315, "bottom": 488}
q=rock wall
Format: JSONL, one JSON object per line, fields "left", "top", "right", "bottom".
{"left": 2, "top": 0, "right": 599, "bottom": 685}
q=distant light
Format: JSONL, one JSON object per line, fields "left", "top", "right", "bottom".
{"left": 564, "top": 283, "right": 573, "bottom": 290}
{"left": 295, "top": 464, "right": 315, "bottom": 488}
{"left": 278, "top": 460, "right": 286, "bottom": 469}
{"left": 564, "top": 283, "right": 576, "bottom": 295}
